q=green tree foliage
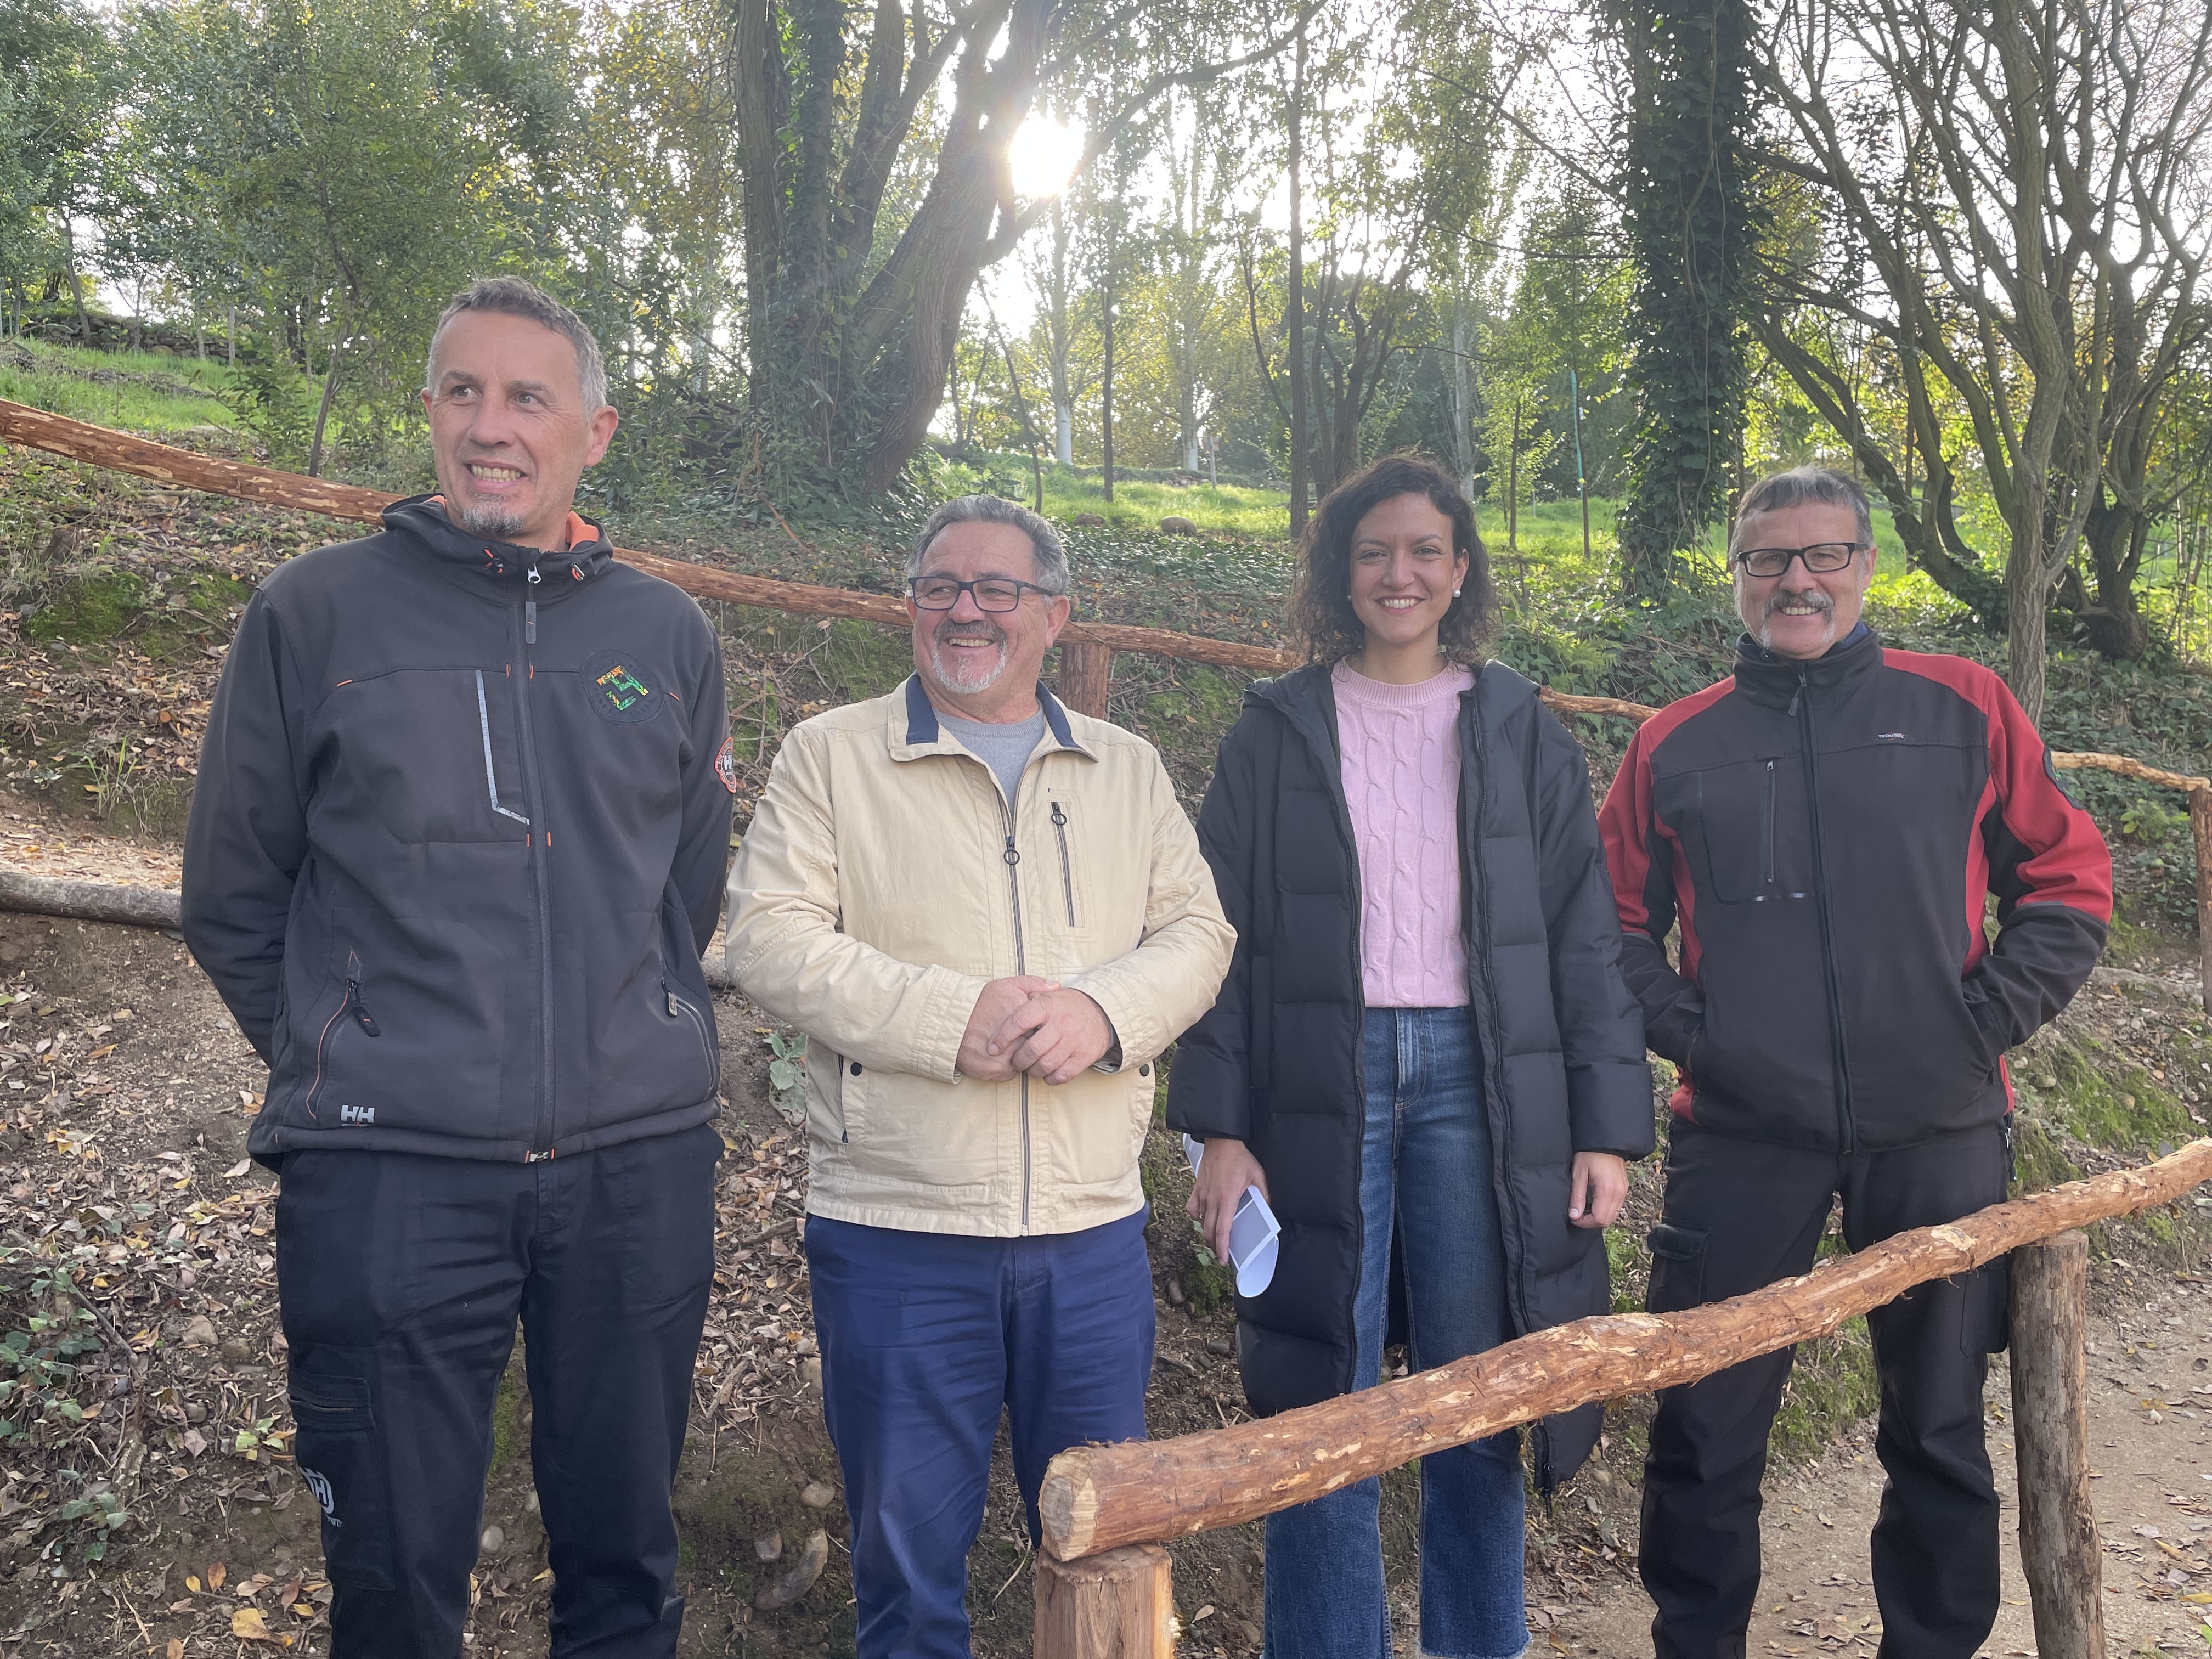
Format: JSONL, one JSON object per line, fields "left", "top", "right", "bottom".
{"left": 1604, "top": 0, "right": 1761, "bottom": 600}
{"left": 104, "top": 0, "right": 576, "bottom": 462}
{"left": 0, "top": 0, "right": 117, "bottom": 336}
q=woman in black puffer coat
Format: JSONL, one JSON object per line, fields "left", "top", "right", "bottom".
{"left": 1168, "top": 455, "right": 1651, "bottom": 1659}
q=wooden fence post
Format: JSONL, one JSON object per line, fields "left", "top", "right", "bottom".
{"left": 2192, "top": 787, "right": 2211, "bottom": 1017}
{"left": 1034, "top": 1543, "right": 1174, "bottom": 1659}
{"left": 1059, "top": 640, "right": 1114, "bottom": 720}
{"left": 2010, "top": 1231, "right": 2104, "bottom": 1659}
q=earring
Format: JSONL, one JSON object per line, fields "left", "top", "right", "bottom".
{"left": 1452, "top": 588, "right": 1462, "bottom": 598}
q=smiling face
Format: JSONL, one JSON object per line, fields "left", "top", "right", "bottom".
{"left": 1732, "top": 500, "right": 1876, "bottom": 659}
{"left": 421, "top": 309, "right": 618, "bottom": 552}
{"left": 1347, "top": 492, "right": 1469, "bottom": 662}
{"left": 906, "top": 519, "right": 1071, "bottom": 720}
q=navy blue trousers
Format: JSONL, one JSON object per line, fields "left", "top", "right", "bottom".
{"left": 805, "top": 1210, "right": 1155, "bottom": 1659}
{"left": 276, "top": 1124, "right": 720, "bottom": 1658}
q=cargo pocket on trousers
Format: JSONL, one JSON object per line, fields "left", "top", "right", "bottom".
{"left": 288, "top": 1373, "right": 395, "bottom": 1590}
{"left": 1646, "top": 1222, "right": 1709, "bottom": 1313}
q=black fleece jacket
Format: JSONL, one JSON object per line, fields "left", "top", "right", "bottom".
{"left": 182, "top": 496, "right": 732, "bottom": 1164}
{"left": 1598, "top": 629, "right": 2111, "bottom": 1151}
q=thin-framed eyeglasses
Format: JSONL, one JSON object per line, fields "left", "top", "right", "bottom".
{"left": 909, "top": 575, "right": 1058, "bottom": 611}
{"left": 1732, "top": 541, "right": 1866, "bottom": 579}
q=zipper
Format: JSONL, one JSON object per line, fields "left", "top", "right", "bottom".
{"left": 306, "top": 953, "right": 378, "bottom": 1119}
{"left": 665, "top": 979, "right": 719, "bottom": 1091}
{"left": 1796, "top": 665, "right": 1856, "bottom": 1154}
{"left": 1454, "top": 679, "right": 1532, "bottom": 1338}
{"left": 997, "top": 799, "right": 1032, "bottom": 1233}
{"left": 1759, "top": 761, "right": 1777, "bottom": 898}
{"left": 516, "top": 560, "right": 558, "bottom": 1160}
{"left": 1049, "top": 801, "right": 1077, "bottom": 926}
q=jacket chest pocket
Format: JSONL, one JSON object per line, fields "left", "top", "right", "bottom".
{"left": 1041, "top": 795, "right": 1094, "bottom": 935}
{"left": 1685, "top": 758, "right": 1813, "bottom": 906}
{"left": 326, "top": 669, "right": 529, "bottom": 845}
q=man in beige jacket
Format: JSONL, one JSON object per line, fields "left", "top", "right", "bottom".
{"left": 726, "top": 494, "right": 1233, "bottom": 1659}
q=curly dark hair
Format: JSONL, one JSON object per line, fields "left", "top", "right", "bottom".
{"left": 1288, "top": 453, "right": 1498, "bottom": 664}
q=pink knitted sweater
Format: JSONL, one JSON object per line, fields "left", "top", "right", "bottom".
{"left": 1331, "top": 660, "right": 1473, "bottom": 1008}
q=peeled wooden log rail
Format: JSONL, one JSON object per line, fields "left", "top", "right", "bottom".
{"left": 3, "top": 398, "right": 2209, "bottom": 1012}
{"left": 1038, "top": 1138, "right": 2212, "bottom": 1562}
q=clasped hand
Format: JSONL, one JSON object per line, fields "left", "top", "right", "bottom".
{"left": 956, "top": 977, "right": 1113, "bottom": 1087}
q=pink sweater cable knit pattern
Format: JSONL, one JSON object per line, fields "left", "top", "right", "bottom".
{"left": 1332, "top": 660, "right": 1473, "bottom": 1008}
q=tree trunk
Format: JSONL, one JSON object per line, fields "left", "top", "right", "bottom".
{"left": 306, "top": 338, "right": 342, "bottom": 479}
{"left": 1451, "top": 293, "right": 1476, "bottom": 498}
{"left": 2008, "top": 1232, "right": 2105, "bottom": 1659}
{"left": 227, "top": 304, "right": 236, "bottom": 369}
{"left": 2193, "top": 788, "right": 2212, "bottom": 1019}
{"left": 61, "top": 220, "right": 92, "bottom": 342}
{"left": 1056, "top": 402, "right": 1073, "bottom": 466}
{"left": 1100, "top": 285, "right": 1115, "bottom": 503}
{"left": 1285, "top": 18, "right": 1308, "bottom": 542}
{"left": 2077, "top": 488, "right": 2152, "bottom": 661}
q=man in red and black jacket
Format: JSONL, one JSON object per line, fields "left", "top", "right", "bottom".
{"left": 1598, "top": 466, "right": 2111, "bottom": 1659}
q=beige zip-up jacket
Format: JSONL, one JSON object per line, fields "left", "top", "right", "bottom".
{"left": 725, "top": 678, "right": 1235, "bottom": 1237}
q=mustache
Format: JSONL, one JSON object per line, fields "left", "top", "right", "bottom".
{"left": 1764, "top": 587, "right": 1833, "bottom": 616}
{"left": 933, "top": 617, "right": 1009, "bottom": 646}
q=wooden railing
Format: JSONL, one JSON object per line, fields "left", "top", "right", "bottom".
{"left": 3, "top": 397, "right": 2203, "bottom": 1017}
{"left": 4, "top": 398, "right": 2208, "bottom": 1658}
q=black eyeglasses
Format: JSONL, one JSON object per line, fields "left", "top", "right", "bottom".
{"left": 909, "top": 575, "right": 1058, "bottom": 612}
{"left": 1733, "top": 541, "right": 1866, "bottom": 578}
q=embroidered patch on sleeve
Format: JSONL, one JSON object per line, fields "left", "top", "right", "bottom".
{"left": 715, "top": 735, "right": 738, "bottom": 794}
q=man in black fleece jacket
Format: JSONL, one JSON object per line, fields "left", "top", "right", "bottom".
{"left": 1599, "top": 466, "right": 2111, "bottom": 1659}
{"left": 182, "top": 278, "right": 731, "bottom": 1658}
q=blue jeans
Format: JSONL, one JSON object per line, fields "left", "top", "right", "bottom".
{"left": 805, "top": 1210, "right": 1154, "bottom": 1659}
{"left": 1263, "top": 1008, "right": 1528, "bottom": 1659}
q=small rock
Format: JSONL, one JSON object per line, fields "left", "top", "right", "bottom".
{"left": 1158, "top": 516, "right": 1199, "bottom": 535}
{"left": 179, "top": 1316, "right": 219, "bottom": 1349}
{"left": 754, "top": 1531, "right": 783, "bottom": 1562}
{"left": 219, "top": 1339, "right": 253, "bottom": 1367}
{"left": 479, "top": 1526, "right": 504, "bottom": 1554}
{"left": 1072, "top": 512, "right": 1107, "bottom": 528}
{"left": 755, "top": 1529, "right": 828, "bottom": 1610}
{"left": 524, "top": 1491, "right": 540, "bottom": 1515}
{"left": 798, "top": 1481, "right": 836, "bottom": 1509}
{"left": 794, "top": 1336, "right": 817, "bottom": 1358}
{"left": 1164, "top": 1276, "right": 1186, "bottom": 1307}
{"left": 184, "top": 1402, "right": 208, "bottom": 1424}
{"left": 1205, "top": 1336, "right": 1232, "bottom": 1356}
{"left": 0, "top": 944, "right": 19, "bottom": 964}
{"left": 799, "top": 1357, "right": 823, "bottom": 1391}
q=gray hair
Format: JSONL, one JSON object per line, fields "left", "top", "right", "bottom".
{"left": 425, "top": 276, "right": 609, "bottom": 413}
{"left": 907, "top": 495, "right": 1070, "bottom": 593}
{"left": 1729, "top": 465, "right": 1875, "bottom": 560}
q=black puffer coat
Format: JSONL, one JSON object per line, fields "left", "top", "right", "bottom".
{"left": 1166, "top": 661, "right": 1652, "bottom": 1489}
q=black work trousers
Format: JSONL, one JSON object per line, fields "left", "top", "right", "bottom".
{"left": 275, "top": 1123, "right": 721, "bottom": 1659}
{"left": 1638, "top": 1118, "right": 2009, "bottom": 1659}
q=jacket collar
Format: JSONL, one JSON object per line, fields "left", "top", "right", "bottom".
{"left": 1731, "top": 621, "right": 1881, "bottom": 710}
{"left": 889, "top": 675, "right": 1091, "bottom": 762}
{"left": 380, "top": 493, "right": 616, "bottom": 589}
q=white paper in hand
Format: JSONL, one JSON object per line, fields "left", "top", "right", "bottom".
{"left": 1182, "top": 1135, "right": 1281, "bottom": 1297}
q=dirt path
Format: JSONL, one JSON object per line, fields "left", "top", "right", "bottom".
{"left": 1552, "top": 1291, "right": 2212, "bottom": 1658}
